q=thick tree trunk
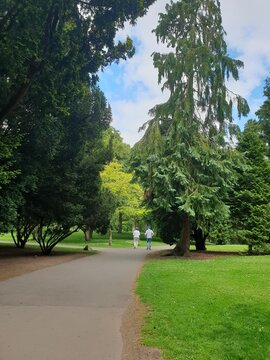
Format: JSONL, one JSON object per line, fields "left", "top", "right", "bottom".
{"left": 118, "top": 212, "right": 123, "bottom": 233}
{"left": 194, "top": 228, "right": 207, "bottom": 251}
{"left": 174, "top": 213, "right": 191, "bottom": 257}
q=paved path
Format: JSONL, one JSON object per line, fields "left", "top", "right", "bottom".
{"left": 0, "top": 247, "right": 160, "bottom": 360}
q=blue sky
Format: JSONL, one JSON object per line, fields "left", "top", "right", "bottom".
{"left": 99, "top": 0, "right": 270, "bottom": 146}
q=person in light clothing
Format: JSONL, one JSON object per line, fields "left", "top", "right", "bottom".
{"left": 145, "top": 226, "right": 154, "bottom": 250}
{"left": 133, "top": 228, "right": 140, "bottom": 249}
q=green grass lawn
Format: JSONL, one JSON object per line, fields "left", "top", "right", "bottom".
{"left": 65, "top": 230, "right": 166, "bottom": 248}
{"left": 0, "top": 230, "right": 165, "bottom": 249}
{"left": 137, "top": 255, "right": 270, "bottom": 360}
{"left": 0, "top": 230, "right": 248, "bottom": 252}
{"left": 191, "top": 244, "right": 247, "bottom": 253}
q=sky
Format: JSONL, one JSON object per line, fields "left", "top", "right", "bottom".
{"left": 99, "top": 0, "right": 270, "bottom": 146}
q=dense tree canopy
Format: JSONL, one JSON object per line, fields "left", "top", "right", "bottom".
{"left": 1, "top": 1, "right": 269, "bottom": 255}
{"left": 0, "top": 0, "right": 156, "bottom": 253}
{"left": 7, "top": 84, "right": 113, "bottom": 253}
{"left": 0, "top": 0, "right": 156, "bottom": 122}
{"left": 0, "top": 0, "right": 156, "bottom": 192}
{"left": 103, "top": 127, "right": 131, "bottom": 168}
{"left": 229, "top": 122, "right": 270, "bottom": 252}
{"left": 256, "top": 77, "right": 270, "bottom": 157}
{"left": 132, "top": 0, "right": 249, "bottom": 256}
{"left": 101, "top": 162, "right": 146, "bottom": 233}
{"left": 230, "top": 77, "right": 270, "bottom": 252}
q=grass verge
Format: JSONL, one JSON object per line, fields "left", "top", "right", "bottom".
{"left": 137, "top": 255, "right": 270, "bottom": 360}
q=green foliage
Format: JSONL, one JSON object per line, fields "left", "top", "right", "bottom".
{"left": 152, "top": 0, "right": 249, "bottom": 135}
{"left": 0, "top": 0, "right": 156, "bottom": 251}
{"left": 256, "top": 77, "right": 270, "bottom": 156}
{"left": 0, "top": 0, "right": 156, "bottom": 122}
{"left": 101, "top": 162, "right": 147, "bottom": 230}
{"left": 102, "top": 127, "right": 131, "bottom": 167}
{"left": 8, "top": 84, "right": 113, "bottom": 253}
{"left": 230, "top": 120, "right": 270, "bottom": 251}
{"left": 132, "top": 0, "right": 248, "bottom": 255}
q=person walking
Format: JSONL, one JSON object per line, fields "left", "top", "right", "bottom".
{"left": 133, "top": 227, "right": 140, "bottom": 249}
{"left": 145, "top": 226, "right": 154, "bottom": 250}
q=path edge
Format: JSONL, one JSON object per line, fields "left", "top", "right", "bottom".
{"left": 120, "top": 264, "right": 163, "bottom": 360}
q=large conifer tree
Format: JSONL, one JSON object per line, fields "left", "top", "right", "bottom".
{"left": 134, "top": 0, "right": 249, "bottom": 255}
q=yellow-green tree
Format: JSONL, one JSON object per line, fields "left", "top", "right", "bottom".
{"left": 100, "top": 162, "right": 146, "bottom": 240}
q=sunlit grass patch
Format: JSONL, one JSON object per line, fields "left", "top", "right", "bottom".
{"left": 137, "top": 256, "right": 270, "bottom": 360}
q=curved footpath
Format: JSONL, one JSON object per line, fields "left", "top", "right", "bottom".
{"left": 0, "top": 247, "right": 165, "bottom": 360}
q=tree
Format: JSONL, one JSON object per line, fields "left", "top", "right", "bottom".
{"left": 0, "top": 0, "right": 156, "bottom": 123}
{"left": 230, "top": 120, "right": 270, "bottom": 252}
{"left": 79, "top": 188, "right": 116, "bottom": 243}
{"left": 0, "top": 0, "right": 156, "bottom": 242}
{"left": 256, "top": 77, "right": 270, "bottom": 157}
{"left": 8, "top": 83, "right": 113, "bottom": 254}
{"left": 0, "top": 1, "right": 157, "bottom": 251}
{"left": 133, "top": 0, "right": 249, "bottom": 256}
{"left": 0, "top": 133, "right": 20, "bottom": 232}
{"left": 102, "top": 127, "right": 131, "bottom": 168}
{"left": 100, "top": 162, "right": 145, "bottom": 238}
{"left": 76, "top": 90, "right": 117, "bottom": 242}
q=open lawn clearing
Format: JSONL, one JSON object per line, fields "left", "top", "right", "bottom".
{"left": 137, "top": 255, "right": 270, "bottom": 360}
{"left": 62, "top": 230, "right": 165, "bottom": 248}
{"left": 0, "top": 230, "right": 165, "bottom": 248}
{"left": 1, "top": 231, "right": 248, "bottom": 251}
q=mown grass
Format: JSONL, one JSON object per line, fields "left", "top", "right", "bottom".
{"left": 137, "top": 256, "right": 270, "bottom": 360}
{"left": 0, "top": 230, "right": 248, "bottom": 251}
{"left": 62, "top": 230, "right": 164, "bottom": 248}
{"left": 0, "top": 230, "right": 164, "bottom": 249}
{"left": 191, "top": 244, "right": 247, "bottom": 252}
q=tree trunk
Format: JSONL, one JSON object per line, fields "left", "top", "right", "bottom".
{"left": 84, "top": 228, "right": 93, "bottom": 242}
{"left": 194, "top": 228, "right": 207, "bottom": 251}
{"left": 83, "top": 228, "right": 93, "bottom": 250}
{"left": 32, "top": 226, "right": 39, "bottom": 241}
{"left": 11, "top": 220, "right": 35, "bottom": 249}
{"left": 248, "top": 244, "right": 253, "bottom": 254}
{"left": 174, "top": 213, "right": 191, "bottom": 257}
{"left": 133, "top": 218, "right": 139, "bottom": 230}
{"left": 118, "top": 212, "right": 123, "bottom": 233}
{"left": 108, "top": 226, "right": 112, "bottom": 246}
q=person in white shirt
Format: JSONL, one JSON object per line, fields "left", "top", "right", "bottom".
{"left": 133, "top": 228, "right": 140, "bottom": 249}
{"left": 145, "top": 226, "right": 154, "bottom": 250}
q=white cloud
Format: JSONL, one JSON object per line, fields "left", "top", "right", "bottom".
{"left": 110, "top": 95, "right": 166, "bottom": 146}
{"left": 221, "top": 0, "right": 270, "bottom": 100}
{"left": 101, "top": 0, "right": 270, "bottom": 145}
